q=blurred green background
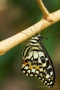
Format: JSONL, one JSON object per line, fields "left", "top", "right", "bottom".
{"left": 0, "top": 0, "right": 60, "bottom": 90}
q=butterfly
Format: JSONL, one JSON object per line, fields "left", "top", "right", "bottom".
{"left": 21, "top": 34, "right": 55, "bottom": 88}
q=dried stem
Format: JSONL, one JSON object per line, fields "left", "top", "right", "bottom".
{"left": 36, "top": 0, "right": 50, "bottom": 17}
{"left": 0, "top": 10, "right": 60, "bottom": 55}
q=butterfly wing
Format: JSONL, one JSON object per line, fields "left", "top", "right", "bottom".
{"left": 38, "top": 42, "right": 55, "bottom": 88}
{"left": 21, "top": 43, "right": 55, "bottom": 88}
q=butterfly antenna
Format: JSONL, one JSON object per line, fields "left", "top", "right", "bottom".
{"left": 42, "top": 37, "right": 48, "bottom": 40}
{"left": 42, "top": 35, "right": 60, "bottom": 41}
{"left": 47, "top": 35, "right": 60, "bottom": 38}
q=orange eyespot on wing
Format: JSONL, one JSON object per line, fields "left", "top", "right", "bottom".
{"left": 22, "top": 61, "right": 27, "bottom": 65}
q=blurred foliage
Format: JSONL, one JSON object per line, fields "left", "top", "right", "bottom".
{"left": 0, "top": 0, "right": 60, "bottom": 90}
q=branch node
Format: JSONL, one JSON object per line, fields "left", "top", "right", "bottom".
{"left": 36, "top": 0, "right": 50, "bottom": 17}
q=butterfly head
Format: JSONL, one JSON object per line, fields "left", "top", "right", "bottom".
{"left": 30, "top": 34, "right": 48, "bottom": 43}
{"left": 36, "top": 34, "right": 43, "bottom": 41}
{"left": 29, "top": 34, "right": 43, "bottom": 43}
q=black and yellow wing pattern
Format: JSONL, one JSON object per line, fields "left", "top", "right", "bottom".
{"left": 21, "top": 34, "right": 55, "bottom": 88}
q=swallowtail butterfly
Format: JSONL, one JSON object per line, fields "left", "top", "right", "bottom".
{"left": 21, "top": 34, "right": 55, "bottom": 88}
